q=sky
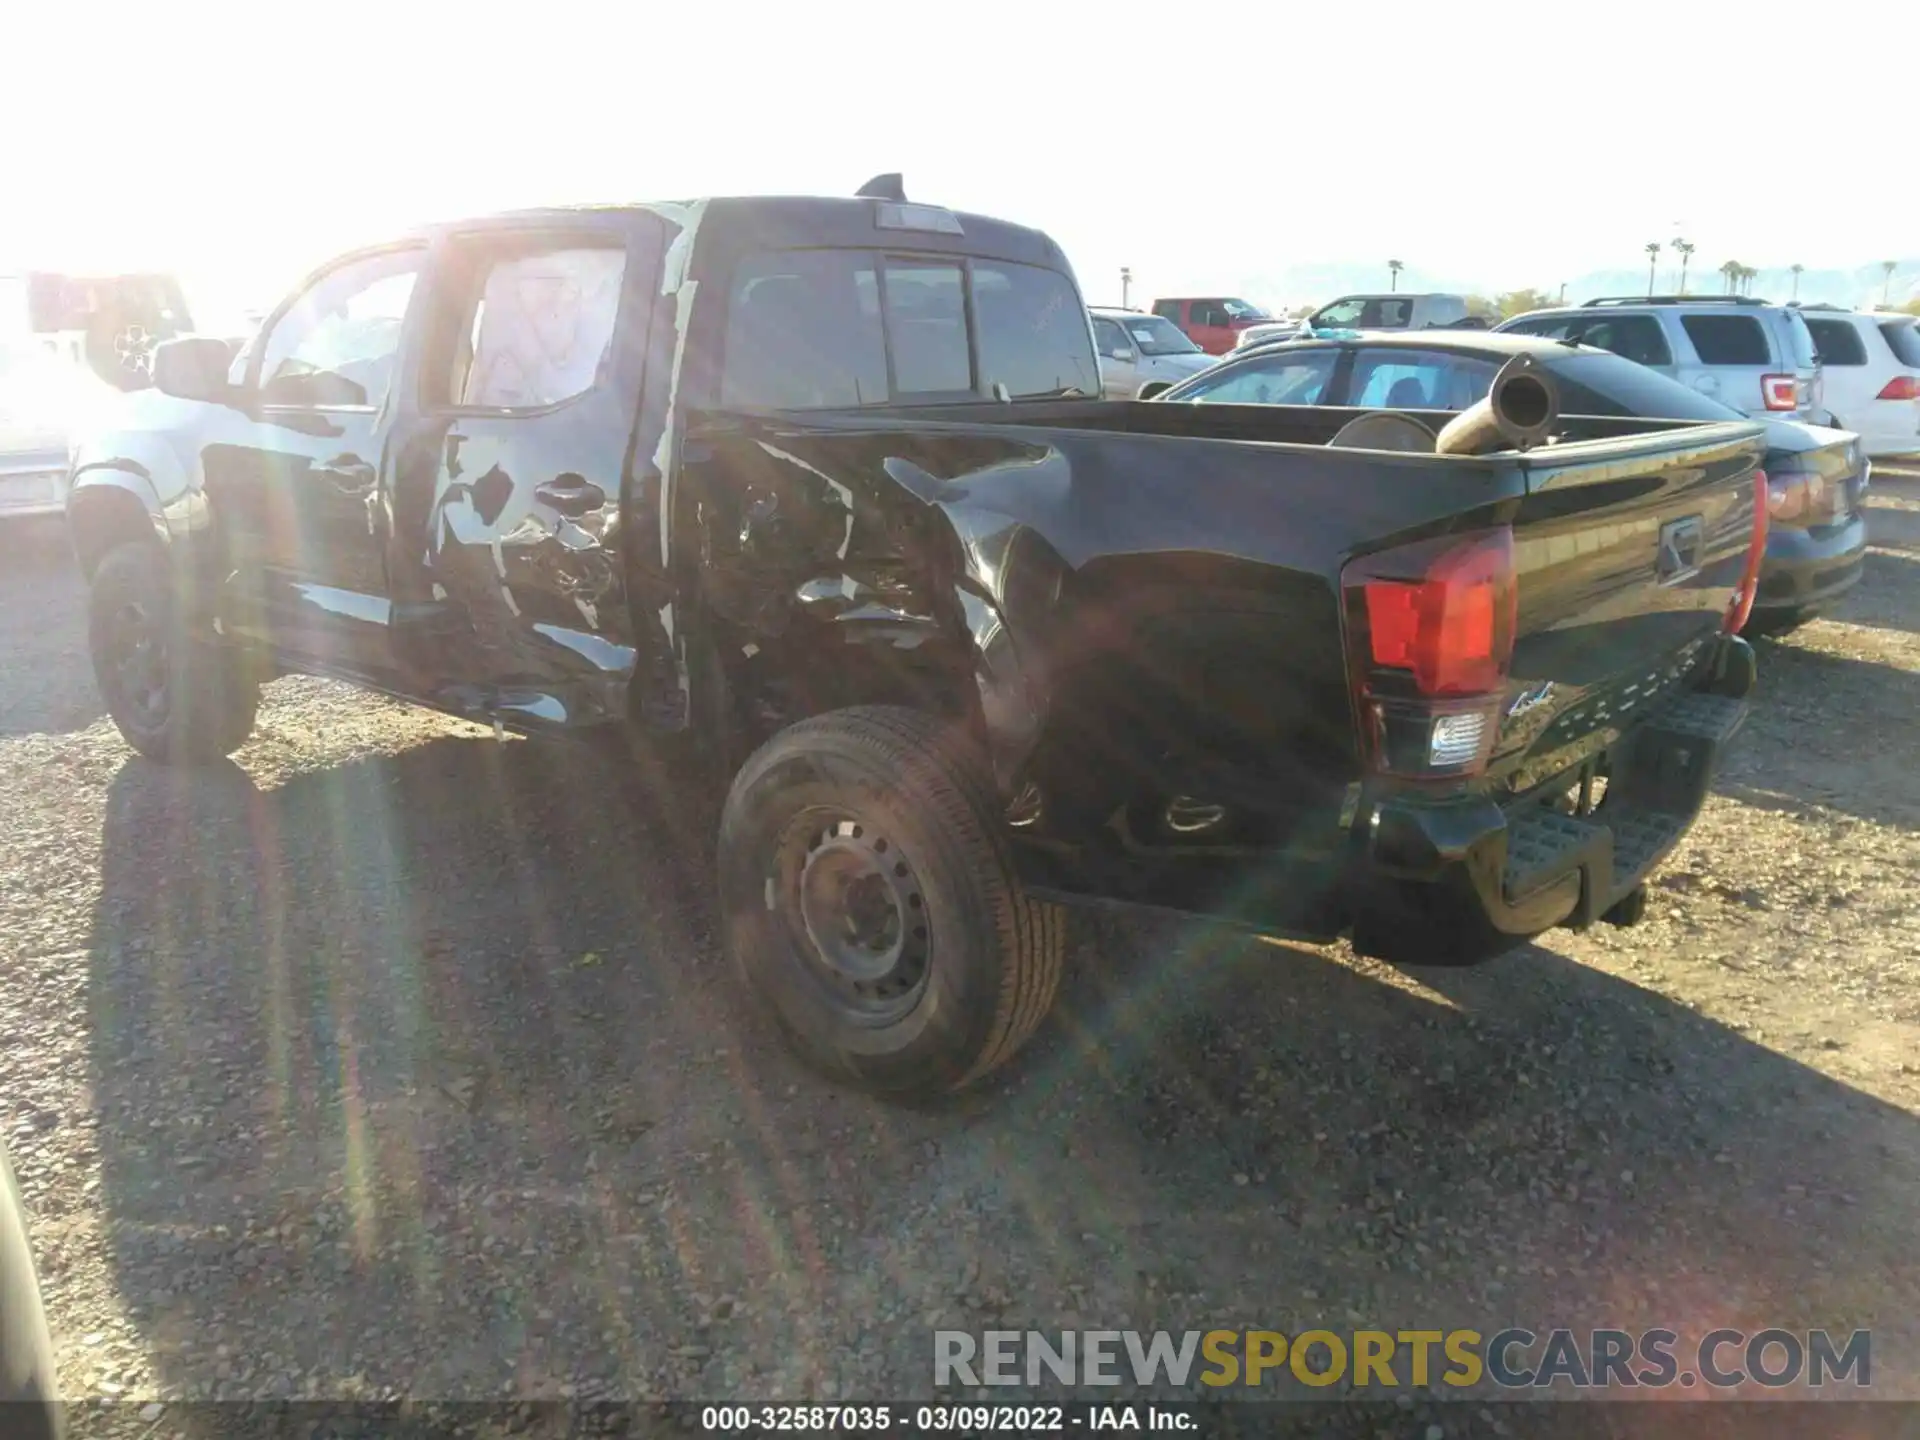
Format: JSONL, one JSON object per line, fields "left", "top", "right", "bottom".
{"left": 5, "top": 0, "right": 1915, "bottom": 324}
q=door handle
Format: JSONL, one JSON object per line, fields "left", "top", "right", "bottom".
{"left": 535, "top": 478, "right": 607, "bottom": 517}
{"left": 313, "top": 456, "right": 376, "bottom": 496}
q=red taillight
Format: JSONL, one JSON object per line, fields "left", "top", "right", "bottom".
{"left": 1360, "top": 532, "right": 1515, "bottom": 695}
{"left": 1877, "top": 374, "right": 1920, "bottom": 401}
{"left": 1343, "top": 528, "right": 1518, "bottom": 775}
{"left": 1725, "top": 470, "right": 1770, "bottom": 634}
{"left": 1761, "top": 374, "right": 1799, "bottom": 411}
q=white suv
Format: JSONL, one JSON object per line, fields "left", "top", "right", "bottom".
{"left": 1495, "top": 296, "right": 1828, "bottom": 425}
{"left": 1794, "top": 306, "right": 1920, "bottom": 458}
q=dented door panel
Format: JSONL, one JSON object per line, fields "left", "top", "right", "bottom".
{"left": 384, "top": 214, "right": 667, "bottom": 724}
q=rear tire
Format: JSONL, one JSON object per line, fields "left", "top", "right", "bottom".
{"left": 88, "top": 541, "right": 260, "bottom": 763}
{"left": 718, "top": 705, "right": 1065, "bottom": 1097}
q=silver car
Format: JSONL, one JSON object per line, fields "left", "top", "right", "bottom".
{"left": 1495, "top": 296, "right": 1829, "bottom": 424}
{"left": 1089, "top": 308, "right": 1216, "bottom": 399}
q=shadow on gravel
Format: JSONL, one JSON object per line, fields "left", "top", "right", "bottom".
{"left": 80, "top": 735, "right": 1920, "bottom": 1407}
{"left": 1715, "top": 641, "right": 1920, "bottom": 828}
{"left": 0, "top": 519, "right": 101, "bottom": 737}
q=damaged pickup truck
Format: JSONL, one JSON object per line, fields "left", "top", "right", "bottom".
{"left": 67, "top": 180, "right": 1770, "bottom": 1097}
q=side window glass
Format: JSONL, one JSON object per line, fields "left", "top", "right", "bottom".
{"left": 1804, "top": 318, "right": 1867, "bottom": 367}
{"left": 1574, "top": 316, "right": 1673, "bottom": 367}
{"left": 1679, "top": 314, "right": 1769, "bottom": 366}
{"left": 881, "top": 259, "right": 970, "bottom": 394}
{"left": 1314, "top": 299, "right": 1365, "bottom": 328}
{"left": 1093, "top": 318, "right": 1130, "bottom": 357}
{"left": 1350, "top": 349, "right": 1497, "bottom": 410}
{"left": 1192, "top": 301, "right": 1227, "bottom": 327}
{"left": 1506, "top": 316, "right": 1573, "bottom": 339}
{"left": 448, "top": 244, "right": 626, "bottom": 409}
{"left": 1180, "top": 351, "right": 1336, "bottom": 405}
{"left": 257, "top": 251, "right": 422, "bottom": 407}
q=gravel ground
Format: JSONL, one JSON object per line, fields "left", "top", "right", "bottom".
{"left": 2, "top": 472, "right": 1919, "bottom": 1427}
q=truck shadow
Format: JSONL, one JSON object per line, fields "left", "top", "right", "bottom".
{"left": 79, "top": 736, "right": 1920, "bottom": 1405}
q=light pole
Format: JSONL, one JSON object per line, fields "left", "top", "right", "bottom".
{"left": 1388, "top": 259, "right": 1403, "bottom": 292}
{"left": 1558, "top": 282, "right": 1567, "bottom": 305}
{"left": 1884, "top": 262, "right": 1899, "bottom": 307}
{"left": 1645, "top": 242, "right": 1661, "bottom": 297}
{"left": 1790, "top": 264, "right": 1803, "bottom": 302}
{"left": 1121, "top": 267, "right": 1132, "bottom": 309}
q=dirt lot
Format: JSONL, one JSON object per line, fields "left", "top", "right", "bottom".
{"left": 3, "top": 471, "right": 1919, "bottom": 1425}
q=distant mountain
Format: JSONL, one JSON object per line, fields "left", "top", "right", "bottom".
{"left": 1226, "top": 259, "right": 1920, "bottom": 314}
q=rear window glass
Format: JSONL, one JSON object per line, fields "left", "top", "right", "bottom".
{"left": 1572, "top": 314, "right": 1672, "bottom": 367}
{"left": 1548, "top": 352, "right": 1744, "bottom": 422}
{"left": 883, "top": 259, "right": 971, "bottom": 394}
{"left": 1680, "top": 314, "right": 1769, "bottom": 366}
{"left": 719, "top": 250, "right": 1097, "bottom": 407}
{"left": 1804, "top": 317, "right": 1868, "bottom": 367}
{"left": 1880, "top": 319, "right": 1920, "bottom": 367}
{"left": 973, "top": 261, "right": 1101, "bottom": 399}
{"left": 721, "top": 250, "right": 889, "bottom": 408}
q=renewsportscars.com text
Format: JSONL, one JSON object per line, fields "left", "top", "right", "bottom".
{"left": 934, "top": 1327, "right": 1871, "bottom": 1391}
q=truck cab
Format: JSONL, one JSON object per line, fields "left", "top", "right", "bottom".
{"left": 1149, "top": 296, "right": 1275, "bottom": 354}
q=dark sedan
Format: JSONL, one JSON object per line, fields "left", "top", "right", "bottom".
{"left": 1159, "top": 331, "right": 1869, "bottom": 635}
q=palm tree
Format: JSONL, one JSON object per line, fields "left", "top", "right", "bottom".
{"left": 1790, "top": 263, "right": 1804, "bottom": 302}
{"left": 1740, "top": 265, "right": 1759, "bottom": 297}
{"left": 1645, "top": 242, "right": 1661, "bottom": 296}
{"left": 1884, "top": 262, "right": 1900, "bottom": 307}
{"left": 1720, "top": 259, "right": 1742, "bottom": 296}
{"left": 1388, "top": 259, "right": 1403, "bottom": 293}
{"left": 1673, "top": 238, "right": 1695, "bottom": 294}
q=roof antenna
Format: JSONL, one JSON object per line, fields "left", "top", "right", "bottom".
{"left": 856, "top": 173, "right": 907, "bottom": 202}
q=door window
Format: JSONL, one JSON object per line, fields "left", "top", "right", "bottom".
{"left": 441, "top": 243, "right": 627, "bottom": 409}
{"left": 1572, "top": 314, "right": 1673, "bottom": 367}
{"left": 1502, "top": 314, "right": 1575, "bottom": 339}
{"left": 1311, "top": 299, "right": 1366, "bottom": 328}
{"left": 1679, "top": 313, "right": 1769, "bottom": 366}
{"left": 256, "top": 249, "right": 423, "bottom": 408}
{"left": 1092, "top": 317, "right": 1132, "bottom": 358}
{"left": 1191, "top": 300, "right": 1230, "bottom": 327}
{"left": 1348, "top": 348, "right": 1500, "bottom": 410}
{"left": 1803, "top": 317, "right": 1868, "bottom": 367}
{"left": 1170, "top": 349, "right": 1336, "bottom": 405}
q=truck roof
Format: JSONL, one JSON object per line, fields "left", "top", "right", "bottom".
{"left": 410, "top": 196, "right": 1073, "bottom": 272}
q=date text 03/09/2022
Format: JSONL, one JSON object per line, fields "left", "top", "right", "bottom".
{"left": 698, "top": 1404, "right": 1190, "bottom": 1432}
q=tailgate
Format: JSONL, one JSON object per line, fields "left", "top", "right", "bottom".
{"left": 1487, "top": 421, "right": 1766, "bottom": 798}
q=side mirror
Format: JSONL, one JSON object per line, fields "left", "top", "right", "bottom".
{"left": 151, "top": 336, "right": 237, "bottom": 403}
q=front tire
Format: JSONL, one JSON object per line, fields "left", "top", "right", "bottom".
{"left": 718, "top": 706, "right": 1065, "bottom": 1097}
{"left": 88, "top": 541, "right": 260, "bottom": 763}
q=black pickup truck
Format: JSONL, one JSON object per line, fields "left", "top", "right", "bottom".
{"left": 67, "top": 181, "right": 1769, "bottom": 1097}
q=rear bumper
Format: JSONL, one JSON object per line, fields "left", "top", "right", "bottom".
{"left": 1750, "top": 511, "right": 1867, "bottom": 616}
{"left": 1347, "top": 635, "right": 1756, "bottom": 966}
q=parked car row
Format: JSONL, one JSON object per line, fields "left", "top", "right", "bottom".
{"left": 1155, "top": 326, "right": 1879, "bottom": 635}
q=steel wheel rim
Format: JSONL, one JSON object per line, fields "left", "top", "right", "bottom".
{"left": 773, "top": 808, "right": 931, "bottom": 1024}
{"left": 106, "top": 598, "right": 169, "bottom": 729}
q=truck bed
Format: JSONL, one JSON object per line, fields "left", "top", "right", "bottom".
{"left": 688, "top": 399, "right": 1767, "bottom": 950}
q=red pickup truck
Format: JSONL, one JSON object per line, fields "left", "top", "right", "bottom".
{"left": 1150, "top": 296, "right": 1276, "bottom": 355}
